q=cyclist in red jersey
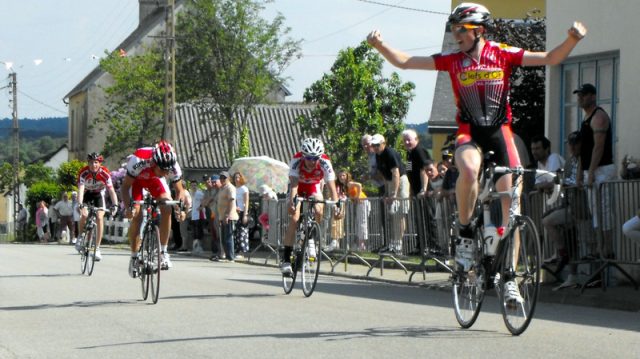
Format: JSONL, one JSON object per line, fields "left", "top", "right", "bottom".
{"left": 76, "top": 152, "right": 119, "bottom": 261}
{"left": 280, "top": 138, "right": 341, "bottom": 274}
{"left": 368, "top": 3, "right": 586, "bottom": 303}
{"left": 120, "top": 141, "right": 190, "bottom": 277}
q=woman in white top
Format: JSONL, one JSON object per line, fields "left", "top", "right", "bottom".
{"left": 233, "top": 172, "right": 250, "bottom": 255}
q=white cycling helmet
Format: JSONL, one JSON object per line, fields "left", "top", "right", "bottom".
{"left": 448, "top": 3, "right": 491, "bottom": 25}
{"left": 300, "top": 138, "right": 324, "bottom": 158}
{"left": 153, "top": 140, "right": 177, "bottom": 170}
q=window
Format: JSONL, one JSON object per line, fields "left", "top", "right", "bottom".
{"left": 560, "top": 52, "right": 619, "bottom": 157}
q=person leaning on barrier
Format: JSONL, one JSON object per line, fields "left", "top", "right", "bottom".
{"left": 622, "top": 209, "right": 640, "bottom": 244}
{"left": 543, "top": 131, "right": 582, "bottom": 290}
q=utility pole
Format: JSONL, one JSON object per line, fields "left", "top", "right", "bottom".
{"left": 10, "top": 72, "right": 20, "bottom": 239}
{"left": 162, "top": 0, "right": 177, "bottom": 144}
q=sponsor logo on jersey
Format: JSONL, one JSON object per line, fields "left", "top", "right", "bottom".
{"left": 457, "top": 69, "right": 504, "bottom": 86}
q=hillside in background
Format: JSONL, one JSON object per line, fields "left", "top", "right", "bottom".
{"left": 0, "top": 117, "right": 67, "bottom": 163}
{"left": 0, "top": 117, "right": 67, "bottom": 139}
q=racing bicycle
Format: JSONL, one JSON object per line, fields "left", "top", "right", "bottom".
{"left": 451, "top": 156, "right": 561, "bottom": 335}
{"left": 77, "top": 204, "right": 102, "bottom": 276}
{"left": 133, "top": 195, "right": 182, "bottom": 304}
{"left": 282, "top": 197, "right": 338, "bottom": 297}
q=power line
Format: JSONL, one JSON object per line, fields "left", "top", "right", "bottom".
{"left": 354, "top": 0, "right": 449, "bottom": 15}
{"left": 17, "top": 90, "right": 67, "bottom": 115}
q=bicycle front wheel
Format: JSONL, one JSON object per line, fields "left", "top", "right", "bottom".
{"left": 451, "top": 231, "right": 484, "bottom": 328}
{"left": 79, "top": 232, "right": 89, "bottom": 274}
{"left": 500, "top": 215, "right": 541, "bottom": 336}
{"left": 301, "top": 222, "right": 321, "bottom": 297}
{"left": 139, "top": 229, "right": 150, "bottom": 301}
{"left": 147, "top": 225, "right": 161, "bottom": 304}
{"left": 282, "top": 252, "right": 297, "bottom": 295}
{"left": 85, "top": 228, "right": 97, "bottom": 276}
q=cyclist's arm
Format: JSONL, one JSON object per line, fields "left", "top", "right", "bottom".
{"left": 521, "top": 21, "right": 586, "bottom": 66}
{"left": 367, "top": 30, "right": 436, "bottom": 70}
{"left": 120, "top": 175, "right": 135, "bottom": 209}
{"left": 289, "top": 176, "right": 299, "bottom": 202}
{"left": 77, "top": 183, "right": 85, "bottom": 206}
{"left": 108, "top": 186, "right": 119, "bottom": 209}
{"left": 172, "top": 179, "right": 191, "bottom": 210}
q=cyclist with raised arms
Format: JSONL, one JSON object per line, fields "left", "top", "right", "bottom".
{"left": 367, "top": 3, "right": 586, "bottom": 303}
{"left": 76, "top": 152, "right": 119, "bottom": 261}
{"left": 120, "top": 140, "right": 190, "bottom": 277}
{"left": 280, "top": 138, "right": 341, "bottom": 275}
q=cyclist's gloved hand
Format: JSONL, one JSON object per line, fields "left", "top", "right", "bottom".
{"left": 109, "top": 205, "right": 118, "bottom": 217}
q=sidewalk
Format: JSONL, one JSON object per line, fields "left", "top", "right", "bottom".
{"left": 184, "top": 248, "right": 640, "bottom": 312}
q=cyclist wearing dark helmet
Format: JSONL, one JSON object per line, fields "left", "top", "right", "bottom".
{"left": 77, "top": 152, "right": 119, "bottom": 261}
{"left": 120, "top": 140, "right": 191, "bottom": 278}
{"left": 367, "top": 2, "right": 587, "bottom": 304}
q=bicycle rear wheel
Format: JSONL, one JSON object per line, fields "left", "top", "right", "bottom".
{"left": 147, "top": 225, "right": 161, "bottom": 304}
{"left": 139, "top": 230, "right": 150, "bottom": 301}
{"left": 85, "top": 228, "right": 97, "bottom": 276}
{"left": 282, "top": 251, "right": 298, "bottom": 294}
{"left": 499, "top": 215, "right": 541, "bottom": 335}
{"left": 451, "top": 231, "right": 484, "bottom": 328}
{"left": 79, "top": 231, "right": 89, "bottom": 274}
{"left": 301, "top": 222, "right": 321, "bottom": 297}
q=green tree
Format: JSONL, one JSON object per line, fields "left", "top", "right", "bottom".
{"left": 0, "top": 162, "right": 14, "bottom": 193}
{"left": 176, "top": 0, "right": 301, "bottom": 161}
{"left": 489, "top": 13, "right": 546, "bottom": 154}
{"left": 299, "top": 41, "right": 414, "bottom": 178}
{"left": 97, "top": 48, "right": 165, "bottom": 158}
{"left": 57, "top": 159, "right": 84, "bottom": 193}
{"left": 23, "top": 162, "right": 55, "bottom": 188}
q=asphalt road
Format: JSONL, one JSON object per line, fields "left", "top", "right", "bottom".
{"left": 1, "top": 243, "right": 638, "bottom": 358}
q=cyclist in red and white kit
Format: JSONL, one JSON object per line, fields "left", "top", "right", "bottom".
{"left": 280, "top": 138, "right": 341, "bottom": 274}
{"left": 120, "top": 141, "right": 190, "bottom": 278}
{"left": 367, "top": 3, "right": 586, "bottom": 303}
{"left": 76, "top": 152, "right": 119, "bottom": 261}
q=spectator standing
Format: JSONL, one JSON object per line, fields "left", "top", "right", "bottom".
{"left": 233, "top": 172, "right": 250, "bottom": 257}
{"left": 402, "top": 129, "right": 438, "bottom": 254}
{"left": 342, "top": 172, "right": 370, "bottom": 251}
{"left": 35, "top": 200, "right": 49, "bottom": 243}
{"left": 217, "top": 171, "right": 238, "bottom": 261}
{"left": 575, "top": 83, "right": 616, "bottom": 258}
{"left": 204, "top": 175, "right": 223, "bottom": 261}
{"left": 16, "top": 203, "right": 28, "bottom": 241}
{"left": 371, "top": 133, "right": 410, "bottom": 253}
{"left": 361, "top": 134, "right": 385, "bottom": 195}
{"left": 189, "top": 180, "right": 206, "bottom": 254}
{"left": 329, "top": 170, "right": 351, "bottom": 251}
{"left": 49, "top": 199, "right": 58, "bottom": 242}
{"left": 71, "top": 191, "right": 81, "bottom": 244}
{"left": 53, "top": 192, "right": 75, "bottom": 244}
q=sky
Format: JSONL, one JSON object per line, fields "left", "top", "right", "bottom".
{"left": 0, "top": 0, "right": 450, "bottom": 124}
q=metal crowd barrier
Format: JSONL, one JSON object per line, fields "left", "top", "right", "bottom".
{"left": 103, "top": 218, "right": 130, "bottom": 243}
{"left": 250, "top": 196, "right": 456, "bottom": 279}
{"left": 530, "top": 180, "right": 640, "bottom": 290}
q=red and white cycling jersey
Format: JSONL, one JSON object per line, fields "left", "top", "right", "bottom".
{"left": 126, "top": 147, "right": 182, "bottom": 182}
{"left": 77, "top": 165, "right": 114, "bottom": 194}
{"left": 433, "top": 41, "right": 524, "bottom": 127}
{"left": 288, "top": 152, "right": 335, "bottom": 196}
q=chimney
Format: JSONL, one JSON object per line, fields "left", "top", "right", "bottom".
{"left": 138, "top": 0, "right": 165, "bottom": 24}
